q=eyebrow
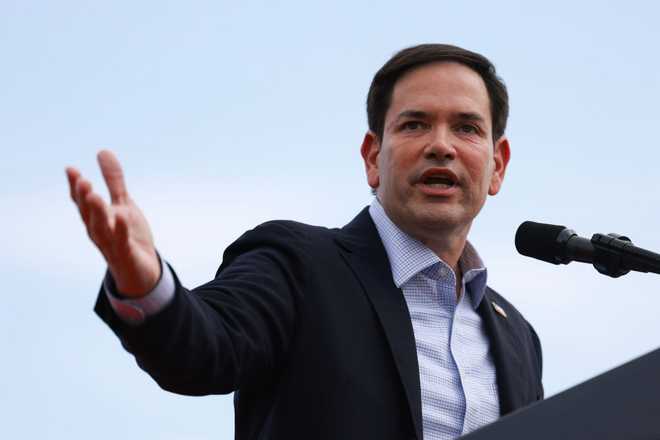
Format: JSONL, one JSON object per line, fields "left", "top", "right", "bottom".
{"left": 456, "top": 112, "right": 486, "bottom": 124}
{"left": 393, "top": 110, "right": 487, "bottom": 124}
{"left": 394, "top": 110, "right": 431, "bottom": 122}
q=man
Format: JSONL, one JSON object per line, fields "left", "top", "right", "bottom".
{"left": 66, "top": 44, "right": 543, "bottom": 440}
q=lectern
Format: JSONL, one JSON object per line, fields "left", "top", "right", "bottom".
{"left": 461, "top": 348, "right": 660, "bottom": 439}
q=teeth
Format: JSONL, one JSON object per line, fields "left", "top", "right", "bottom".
{"left": 424, "top": 176, "right": 454, "bottom": 187}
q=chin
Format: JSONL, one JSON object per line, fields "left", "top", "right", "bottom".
{"left": 408, "top": 206, "right": 465, "bottom": 232}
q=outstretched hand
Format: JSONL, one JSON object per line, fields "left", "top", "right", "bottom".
{"left": 66, "top": 150, "right": 160, "bottom": 297}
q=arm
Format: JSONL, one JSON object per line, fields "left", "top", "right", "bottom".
{"left": 96, "top": 222, "right": 307, "bottom": 395}
{"left": 67, "top": 152, "right": 305, "bottom": 395}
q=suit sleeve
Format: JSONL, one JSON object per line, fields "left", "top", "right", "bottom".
{"left": 94, "top": 221, "right": 309, "bottom": 396}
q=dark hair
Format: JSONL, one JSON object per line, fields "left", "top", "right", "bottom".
{"left": 366, "top": 44, "right": 509, "bottom": 142}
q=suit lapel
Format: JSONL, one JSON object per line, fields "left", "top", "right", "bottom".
{"left": 478, "top": 288, "right": 525, "bottom": 415}
{"left": 335, "top": 208, "right": 423, "bottom": 440}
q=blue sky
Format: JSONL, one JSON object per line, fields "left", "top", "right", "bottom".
{"left": 2, "top": 1, "right": 659, "bottom": 438}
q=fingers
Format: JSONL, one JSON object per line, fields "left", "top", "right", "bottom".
{"left": 75, "top": 177, "right": 94, "bottom": 224}
{"left": 65, "top": 167, "right": 81, "bottom": 202}
{"left": 114, "top": 210, "right": 130, "bottom": 253}
{"left": 86, "top": 191, "right": 114, "bottom": 251}
{"left": 66, "top": 166, "right": 91, "bottom": 223}
{"left": 97, "top": 150, "right": 129, "bottom": 205}
{"left": 66, "top": 154, "right": 134, "bottom": 264}
{"left": 67, "top": 168, "right": 112, "bottom": 247}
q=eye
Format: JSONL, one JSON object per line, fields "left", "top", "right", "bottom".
{"left": 456, "top": 124, "right": 479, "bottom": 135}
{"left": 401, "top": 121, "right": 429, "bottom": 131}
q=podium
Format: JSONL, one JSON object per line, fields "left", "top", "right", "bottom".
{"left": 461, "top": 348, "right": 660, "bottom": 439}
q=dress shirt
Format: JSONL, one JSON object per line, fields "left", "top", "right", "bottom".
{"left": 369, "top": 198, "right": 500, "bottom": 439}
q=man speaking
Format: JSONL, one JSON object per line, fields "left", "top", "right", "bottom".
{"left": 66, "top": 44, "right": 543, "bottom": 439}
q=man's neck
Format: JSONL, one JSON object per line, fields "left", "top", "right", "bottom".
{"left": 419, "top": 231, "right": 468, "bottom": 274}
{"left": 376, "top": 198, "right": 472, "bottom": 273}
{"left": 419, "top": 231, "right": 467, "bottom": 299}
{"left": 373, "top": 198, "right": 474, "bottom": 297}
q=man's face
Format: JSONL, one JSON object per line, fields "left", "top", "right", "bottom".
{"left": 361, "top": 61, "right": 510, "bottom": 240}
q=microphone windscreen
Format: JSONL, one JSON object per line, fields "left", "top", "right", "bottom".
{"left": 515, "top": 221, "right": 566, "bottom": 264}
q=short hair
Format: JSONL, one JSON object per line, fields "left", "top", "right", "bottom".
{"left": 366, "top": 44, "right": 509, "bottom": 142}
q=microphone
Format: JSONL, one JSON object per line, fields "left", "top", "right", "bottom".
{"left": 515, "top": 221, "right": 660, "bottom": 278}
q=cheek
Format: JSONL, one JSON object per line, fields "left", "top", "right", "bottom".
{"left": 379, "top": 141, "right": 424, "bottom": 193}
{"left": 463, "top": 150, "right": 493, "bottom": 188}
{"left": 381, "top": 150, "right": 407, "bottom": 183}
{"left": 392, "top": 145, "right": 419, "bottom": 172}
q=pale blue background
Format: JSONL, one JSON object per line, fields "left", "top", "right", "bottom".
{"left": 2, "top": 1, "right": 659, "bottom": 438}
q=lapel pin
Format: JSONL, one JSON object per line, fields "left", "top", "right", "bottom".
{"left": 492, "top": 301, "right": 508, "bottom": 319}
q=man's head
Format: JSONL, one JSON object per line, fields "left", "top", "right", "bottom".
{"left": 367, "top": 44, "right": 509, "bottom": 144}
{"left": 361, "top": 44, "right": 511, "bottom": 243}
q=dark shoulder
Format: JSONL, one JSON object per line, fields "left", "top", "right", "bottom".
{"left": 254, "top": 219, "right": 337, "bottom": 237}
{"left": 245, "top": 219, "right": 340, "bottom": 249}
{"left": 216, "top": 219, "right": 339, "bottom": 275}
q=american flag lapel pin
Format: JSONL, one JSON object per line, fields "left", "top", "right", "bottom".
{"left": 492, "top": 301, "right": 508, "bottom": 319}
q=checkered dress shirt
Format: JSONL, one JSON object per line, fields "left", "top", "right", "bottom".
{"left": 369, "top": 199, "right": 500, "bottom": 439}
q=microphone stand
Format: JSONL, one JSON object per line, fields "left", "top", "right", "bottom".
{"left": 589, "top": 233, "right": 660, "bottom": 278}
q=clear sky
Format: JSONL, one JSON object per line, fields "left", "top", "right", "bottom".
{"left": 2, "top": 1, "right": 659, "bottom": 438}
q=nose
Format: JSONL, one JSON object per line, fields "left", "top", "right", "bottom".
{"left": 423, "top": 127, "right": 456, "bottom": 161}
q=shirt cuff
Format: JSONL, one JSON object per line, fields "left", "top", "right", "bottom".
{"left": 103, "top": 256, "right": 175, "bottom": 325}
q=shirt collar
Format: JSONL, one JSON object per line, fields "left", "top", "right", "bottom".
{"left": 368, "top": 198, "right": 488, "bottom": 309}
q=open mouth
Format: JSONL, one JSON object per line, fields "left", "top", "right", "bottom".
{"left": 422, "top": 175, "right": 456, "bottom": 189}
{"left": 418, "top": 168, "right": 458, "bottom": 190}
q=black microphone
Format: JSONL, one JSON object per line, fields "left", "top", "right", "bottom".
{"left": 515, "top": 221, "right": 660, "bottom": 278}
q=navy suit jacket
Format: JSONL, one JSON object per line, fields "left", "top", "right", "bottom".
{"left": 96, "top": 207, "right": 543, "bottom": 440}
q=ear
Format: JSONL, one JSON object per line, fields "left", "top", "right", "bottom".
{"left": 488, "top": 136, "right": 511, "bottom": 196}
{"left": 361, "top": 131, "right": 380, "bottom": 190}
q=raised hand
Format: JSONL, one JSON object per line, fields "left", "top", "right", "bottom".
{"left": 66, "top": 150, "right": 161, "bottom": 297}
